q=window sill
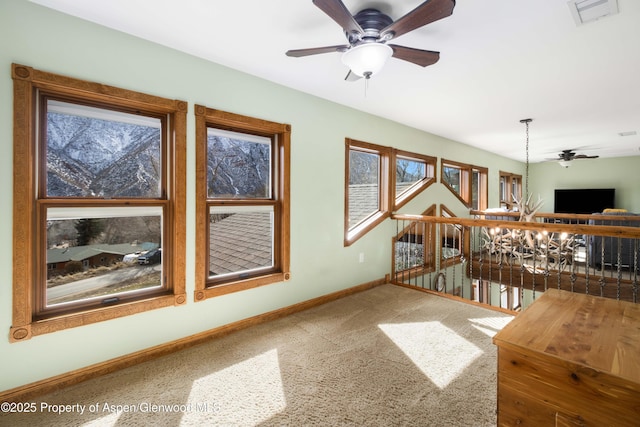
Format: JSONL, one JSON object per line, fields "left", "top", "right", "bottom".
{"left": 195, "top": 272, "right": 290, "bottom": 302}
{"left": 345, "top": 211, "right": 389, "bottom": 246}
{"left": 10, "top": 294, "right": 186, "bottom": 342}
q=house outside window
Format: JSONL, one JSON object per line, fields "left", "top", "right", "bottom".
{"left": 11, "top": 64, "right": 187, "bottom": 341}
{"left": 195, "top": 105, "right": 290, "bottom": 300}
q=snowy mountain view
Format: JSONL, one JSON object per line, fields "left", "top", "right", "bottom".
{"left": 207, "top": 132, "right": 271, "bottom": 199}
{"left": 47, "top": 100, "right": 277, "bottom": 201}
{"left": 46, "top": 105, "right": 162, "bottom": 198}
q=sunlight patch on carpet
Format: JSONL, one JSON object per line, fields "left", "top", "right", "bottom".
{"left": 182, "top": 348, "right": 286, "bottom": 426}
{"left": 378, "top": 322, "right": 483, "bottom": 389}
{"left": 469, "top": 316, "right": 513, "bottom": 337}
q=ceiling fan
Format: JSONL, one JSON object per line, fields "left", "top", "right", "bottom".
{"left": 285, "top": 0, "right": 456, "bottom": 81}
{"left": 551, "top": 149, "right": 599, "bottom": 167}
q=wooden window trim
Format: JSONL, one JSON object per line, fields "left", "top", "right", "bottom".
{"left": 345, "top": 142, "right": 436, "bottom": 246}
{"left": 499, "top": 171, "right": 522, "bottom": 210}
{"left": 10, "top": 64, "right": 187, "bottom": 342}
{"left": 194, "top": 105, "right": 291, "bottom": 301}
{"left": 344, "top": 138, "right": 392, "bottom": 246}
{"left": 441, "top": 159, "right": 488, "bottom": 210}
{"left": 393, "top": 150, "right": 437, "bottom": 210}
{"left": 441, "top": 159, "right": 470, "bottom": 206}
{"left": 473, "top": 166, "right": 489, "bottom": 211}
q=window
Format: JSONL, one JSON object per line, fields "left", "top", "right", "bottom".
{"left": 345, "top": 141, "right": 435, "bottom": 245}
{"left": 471, "top": 167, "right": 488, "bottom": 211}
{"left": 472, "top": 281, "right": 521, "bottom": 311}
{"left": 499, "top": 171, "right": 522, "bottom": 210}
{"left": 441, "top": 159, "right": 487, "bottom": 210}
{"left": 394, "top": 150, "right": 436, "bottom": 210}
{"left": 442, "top": 164, "right": 463, "bottom": 194}
{"left": 11, "top": 64, "right": 186, "bottom": 341}
{"left": 195, "top": 105, "right": 290, "bottom": 300}
{"left": 345, "top": 139, "right": 391, "bottom": 245}
{"left": 500, "top": 284, "right": 521, "bottom": 311}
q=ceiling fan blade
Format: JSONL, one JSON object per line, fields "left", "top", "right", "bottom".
{"left": 381, "top": 0, "right": 456, "bottom": 40}
{"left": 388, "top": 44, "right": 440, "bottom": 67}
{"left": 344, "top": 70, "right": 361, "bottom": 82}
{"left": 573, "top": 154, "right": 599, "bottom": 159}
{"left": 286, "top": 45, "right": 349, "bottom": 57}
{"left": 312, "top": 0, "right": 364, "bottom": 35}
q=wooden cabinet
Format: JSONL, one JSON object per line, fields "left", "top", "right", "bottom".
{"left": 493, "top": 289, "right": 640, "bottom": 426}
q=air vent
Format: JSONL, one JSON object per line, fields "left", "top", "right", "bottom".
{"left": 567, "top": 0, "right": 619, "bottom": 26}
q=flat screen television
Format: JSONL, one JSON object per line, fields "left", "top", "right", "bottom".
{"left": 554, "top": 188, "right": 615, "bottom": 214}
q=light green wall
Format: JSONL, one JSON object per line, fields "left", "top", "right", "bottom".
{"left": 529, "top": 157, "right": 640, "bottom": 213}
{"left": 0, "top": 0, "right": 523, "bottom": 393}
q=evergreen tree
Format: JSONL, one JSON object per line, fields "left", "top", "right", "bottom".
{"left": 75, "top": 218, "right": 104, "bottom": 246}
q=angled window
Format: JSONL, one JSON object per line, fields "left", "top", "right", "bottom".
{"left": 345, "top": 142, "right": 435, "bottom": 245}
{"left": 441, "top": 159, "right": 487, "bottom": 210}
{"left": 394, "top": 150, "right": 436, "bottom": 210}
{"left": 345, "top": 139, "right": 391, "bottom": 245}
{"left": 11, "top": 64, "right": 187, "bottom": 341}
{"left": 442, "top": 163, "right": 465, "bottom": 196}
{"left": 195, "top": 105, "right": 290, "bottom": 300}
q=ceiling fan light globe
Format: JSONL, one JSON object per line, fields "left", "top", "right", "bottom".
{"left": 558, "top": 160, "right": 571, "bottom": 168}
{"left": 341, "top": 43, "right": 393, "bottom": 78}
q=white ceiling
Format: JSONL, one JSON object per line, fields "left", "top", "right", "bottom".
{"left": 31, "top": 0, "right": 640, "bottom": 163}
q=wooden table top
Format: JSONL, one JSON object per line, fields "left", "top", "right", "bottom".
{"left": 493, "top": 289, "right": 640, "bottom": 382}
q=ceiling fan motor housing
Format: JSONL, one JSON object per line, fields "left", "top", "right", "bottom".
{"left": 346, "top": 9, "right": 393, "bottom": 44}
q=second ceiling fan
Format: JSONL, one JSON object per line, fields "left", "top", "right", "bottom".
{"left": 286, "top": 0, "right": 456, "bottom": 81}
{"left": 551, "top": 150, "right": 600, "bottom": 167}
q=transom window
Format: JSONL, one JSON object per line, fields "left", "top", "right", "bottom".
{"left": 11, "top": 63, "right": 186, "bottom": 341}
{"left": 195, "top": 105, "right": 290, "bottom": 300}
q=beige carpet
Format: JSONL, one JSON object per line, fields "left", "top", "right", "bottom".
{"left": 2, "top": 285, "right": 513, "bottom": 426}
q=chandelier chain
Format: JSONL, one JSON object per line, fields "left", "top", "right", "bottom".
{"left": 525, "top": 120, "right": 529, "bottom": 201}
{"left": 520, "top": 118, "right": 532, "bottom": 202}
